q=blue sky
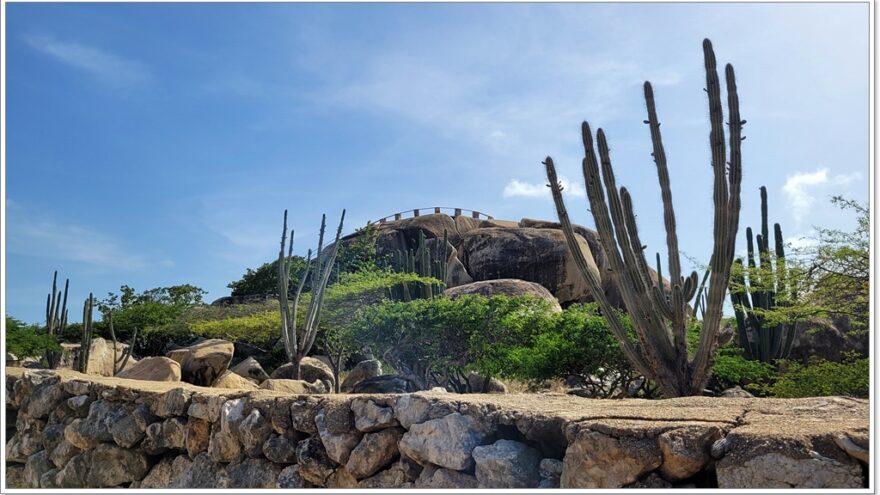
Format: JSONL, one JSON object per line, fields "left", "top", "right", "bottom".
{"left": 5, "top": 3, "right": 869, "bottom": 323}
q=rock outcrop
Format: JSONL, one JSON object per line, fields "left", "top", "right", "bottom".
{"left": 116, "top": 357, "right": 181, "bottom": 382}
{"left": 168, "top": 339, "right": 234, "bottom": 387}
{"left": 5, "top": 368, "right": 868, "bottom": 489}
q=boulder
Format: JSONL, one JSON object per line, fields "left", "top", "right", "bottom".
{"left": 116, "top": 356, "right": 181, "bottom": 382}
{"left": 169, "top": 339, "right": 234, "bottom": 386}
{"left": 110, "top": 403, "right": 156, "bottom": 448}
{"left": 472, "top": 439, "right": 542, "bottom": 488}
{"left": 459, "top": 227, "right": 601, "bottom": 306}
{"left": 185, "top": 418, "right": 211, "bottom": 458}
{"left": 213, "top": 370, "right": 259, "bottom": 390}
{"left": 340, "top": 359, "right": 382, "bottom": 393}
{"left": 24, "top": 450, "right": 53, "bottom": 488}
{"left": 238, "top": 408, "right": 273, "bottom": 457}
{"left": 394, "top": 394, "right": 456, "bottom": 429}
{"left": 86, "top": 443, "right": 151, "bottom": 487}
{"left": 561, "top": 430, "right": 662, "bottom": 488}
{"left": 70, "top": 338, "right": 132, "bottom": 376}
{"left": 175, "top": 452, "right": 230, "bottom": 488}
{"left": 717, "top": 452, "right": 863, "bottom": 488}
{"left": 720, "top": 386, "right": 754, "bottom": 398}
{"left": 270, "top": 357, "right": 335, "bottom": 391}
{"left": 351, "top": 399, "right": 399, "bottom": 432}
{"left": 345, "top": 427, "right": 405, "bottom": 479}
{"left": 358, "top": 463, "right": 415, "bottom": 488}
{"left": 399, "top": 412, "right": 490, "bottom": 470}
{"left": 152, "top": 388, "right": 193, "bottom": 417}
{"left": 259, "top": 379, "right": 325, "bottom": 394}
{"left": 142, "top": 417, "right": 188, "bottom": 454}
{"left": 466, "top": 371, "right": 508, "bottom": 394}
{"left": 351, "top": 375, "right": 421, "bottom": 394}
{"left": 139, "top": 455, "right": 190, "bottom": 488}
{"left": 445, "top": 279, "right": 562, "bottom": 313}
{"left": 229, "top": 357, "right": 269, "bottom": 384}
{"left": 64, "top": 400, "right": 130, "bottom": 449}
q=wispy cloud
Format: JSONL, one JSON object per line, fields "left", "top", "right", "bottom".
{"left": 503, "top": 176, "right": 585, "bottom": 199}
{"left": 24, "top": 34, "right": 151, "bottom": 85}
{"left": 783, "top": 168, "right": 860, "bottom": 225}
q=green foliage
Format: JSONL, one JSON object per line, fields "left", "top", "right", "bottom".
{"left": 771, "top": 353, "right": 869, "bottom": 398}
{"left": 5, "top": 316, "right": 61, "bottom": 360}
{"left": 495, "top": 304, "right": 641, "bottom": 397}
{"left": 98, "top": 301, "right": 186, "bottom": 343}
{"left": 227, "top": 256, "right": 310, "bottom": 297}
{"left": 709, "top": 347, "right": 776, "bottom": 395}
{"left": 333, "top": 223, "right": 382, "bottom": 279}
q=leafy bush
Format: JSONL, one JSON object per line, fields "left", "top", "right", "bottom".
{"left": 709, "top": 347, "right": 776, "bottom": 395}
{"left": 771, "top": 353, "right": 869, "bottom": 398}
{"left": 5, "top": 316, "right": 61, "bottom": 360}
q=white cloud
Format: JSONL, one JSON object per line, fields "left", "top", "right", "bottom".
{"left": 24, "top": 35, "right": 151, "bottom": 85}
{"left": 783, "top": 168, "right": 861, "bottom": 225}
{"left": 8, "top": 219, "right": 152, "bottom": 271}
{"left": 503, "top": 176, "right": 586, "bottom": 199}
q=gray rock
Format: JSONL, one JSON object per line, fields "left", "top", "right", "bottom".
{"left": 28, "top": 383, "right": 66, "bottom": 419}
{"left": 208, "top": 427, "right": 242, "bottom": 463}
{"left": 40, "top": 468, "right": 59, "bottom": 488}
{"left": 277, "top": 464, "right": 308, "bottom": 488}
{"left": 296, "top": 436, "right": 335, "bottom": 486}
{"left": 259, "top": 378, "right": 325, "bottom": 394}
{"left": 263, "top": 434, "right": 299, "bottom": 463}
{"left": 271, "top": 357, "right": 335, "bottom": 390}
{"left": 561, "top": 430, "right": 662, "bottom": 488}
{"left": 139, "top": 455, "right": 192, "bottom": 488}
{"left": 717, "top": 452, "right": 863, "bottom": 488}
{"left": 170, "top": 339, "right": 234, "bottom": 386}
{"left": 720, "top": 386, "right": 754, "bottom": 398}
{"left": 110, "top": 403, "right": 156, "bottom": 448}
{"left": 239, "top": 408, "right": 273, "bottom": 457}
{"left": 6, "top": 464, "right": 25, "bottom": 488}
{"left": 358, "top": 462, "right": 417, "bottom": 488}
{"left": 152, "top": 387, "right": 193, "bottom": 417}
{"left": 399, "top": 412, "right": 490, "bottom": 470}
{"left": 466, "top": 371, "right": 508, "bottom": 393}
{"left": 63, "top": 400, "right": 128, "bottom": 449}
{"left": 472, "top": 439, "right": 542, "bottom": 488}
{"left": 340, "top": 359, "right": 382, "bottom": 393}
{"left": 416, "top": 465, "right": 480, "bottom": 488}
{"left": 352, "top": 374, "right": 420, "bottom": 393}
{"left": 142, "top": 417, "right": 187, "bottom": 454}
{"left": 49, "top": 439, "right": 81, "bottom": 469}
{"left": 86, "top": 443, "right": 151, "bottom": 487}
{"left": 55, "top": 451, "right": 91, "bottom": 487}
{"left": 66, "top": 395, "right": 92, "bottom": 417}
{"left": 539, "top": 458, "right": 564, "bottom": 488}
{"left": 176, "top": 452, "right": 229, "bottom": 488}
{"left": 658, "top": 426, "right": 723, "bottom": 481}
{"left": 351, "top": 398, "right": 398, "bottom": 432}
{"left": 23, "top": 450, "right": 53, "bottom": 488}
{"left": 290, "top": 398, "right": 322, "bottom": 434}
{"left": 226, "top": 457, "right": 283, "bottom": 488}
{"left": 187, "top": 395, "right": 226, "bottom": 423}
{"left": 315, "top": 405, "right": 362, "bottom": 464}
{"left": 39, "top": 423, "right": 67, "bottom": 454}
{"left": 346, "top": 427, "right": 404, "bottom": 479}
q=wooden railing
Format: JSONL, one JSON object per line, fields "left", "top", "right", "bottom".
{"left": 375, "top": 207, "right": 493, "bottom": 224}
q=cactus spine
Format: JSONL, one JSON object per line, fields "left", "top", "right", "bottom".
{"left": 76, "top": 294, "right": 95, "bottom": 373}
{"left": 543, "top": 39, "right": 743, "bottom": 397}
{"left": 44, "top": 271, "right": 69, "bottom": 368}
{"left": 730, "top": 186, "right": 798, "bottom": 362}
{"left": 277, "top": 209, "right": 346, "bottom": 379}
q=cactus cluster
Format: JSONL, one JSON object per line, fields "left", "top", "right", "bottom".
{"left": 543, "top": 39, "right": 743, "bottom": 397}
{"left": 76, "top": 294, "right": 95, "bottom": 374}
{"left": 277, "top": 209, "right": 346, "bottom": 379}
{"left": 730, "top": 186, "right": 799, "bottom": 362}
{"left": 389, "top": 230, "right": 448, "bottom": 300}
{"left": 106, "top": 312, "right": 137, "bottom": 375}
{"left": 44, "top": 271, "right": 69, "bottom": 369}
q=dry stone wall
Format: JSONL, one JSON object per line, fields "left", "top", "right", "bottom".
{"left": 5, "top": 368, "right": 869, "bottom": 489}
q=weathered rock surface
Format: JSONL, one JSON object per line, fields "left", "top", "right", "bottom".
{"left": 229, "top": 357, "right": 269, "bottom": 384}
{"left": 340, "top": 359, "right": 382, "bottom": 392}
{"left": 445, "top": 278, "right": 562, "bottom": 313}
{"left": 561, "top": 429, "right": 662, "bottom": 488}
{"left": 399, "top": 412, "right": 489, "bottom": 470}
{"left": 169, "top": 339, "right": 234, "bottom": 386}
{"left": 315, "top": 404, "right": 362, "bottom": 464}
{"left": 351, "top": 374, "right": 421, "bottom": 393}
{"left": 212, "top": 370, "right": 259, "bottom": 390}
{"left": 415, "top": 465, "right": 480, "bottom": 488}
{"left": 351, "top": 398, "right": 398, "bottom": 432}
{"left": 260, "top": 379, "right": 325, "bottom": 394}
{"left": 658, "top": 425, "right": 723, "bottom": 481}
{"left": 472, "top": 439, "right": 542, "bottom": 488}
{"left": 116, "top": 356, "right": 181, "bottom": 382}
{"left": 466, "top": 371, "right": 508, "bottom": 393}
{"left": 345, "top": 427, "right": 404, "bottom": 478}
{"left": 276, "top": 464, "right": 308, "bottom": 488}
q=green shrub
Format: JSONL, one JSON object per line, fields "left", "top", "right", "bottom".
{"left": 5, "top": 316, "right": 61, "bottom": 360}
{"left": 709, "top": 348, "right": 777, "bottom": 395}
{"left": 771, "top": 353, "right": 869, "bottom": 398}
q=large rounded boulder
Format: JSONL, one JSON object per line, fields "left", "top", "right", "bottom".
{"left": 444, "top": 279, "right": 562, "bottom": 313}
{"left": 167, "top": 339, "right": 234, "bottom": 387}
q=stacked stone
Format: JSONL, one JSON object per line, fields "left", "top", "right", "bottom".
{"left": 4, "top": 370, "right": 869, "bottom": 489}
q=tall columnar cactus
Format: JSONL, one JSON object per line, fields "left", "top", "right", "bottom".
{"left": 389, "top": 229, "right": 448, "bottom": 300}
{"left": 730, "top": 186, "right": 798, "bottom": 362}
{"left": 44, "top": 271, "right": 70, "bottom": 368}
{"left": 277, "top": 209, "right": 346, "bottom": 379}
{"left": 543, "top": 39, "right": 743, "bottom": 397}
{"left": 76, "top": 294, "right": 95, "bottom": 374}
{"left": 107, "top": 312, "right": 137, "bottom": 375}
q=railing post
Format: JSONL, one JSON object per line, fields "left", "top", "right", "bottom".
{"left": 472, "top": 211, "right": 480, "bottom": 219}
{"left": 454, "top": 208, "right": 462, "bottom": 217}
{"left": 394, "top": 213, "right": 402, "bottom": 221}
{"left": 434, "top": 207, "right": 441, "bottom": 214}
{"left": 380, "top": 218, "right": 387, "bottom": 224}
{"left": 413, "top": 209, "right": 420, "bottom": 217}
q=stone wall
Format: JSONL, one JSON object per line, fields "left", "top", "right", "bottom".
{"left": 5, "top": 368, "right": 869, "bottom": 489}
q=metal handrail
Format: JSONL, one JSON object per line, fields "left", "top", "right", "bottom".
{"left": 375, "top": 207, "right": 493, "bottom": 224}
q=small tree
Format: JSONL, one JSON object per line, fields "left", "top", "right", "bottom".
{"left": 277, "top": 209, "right": 346, "bottom": 379}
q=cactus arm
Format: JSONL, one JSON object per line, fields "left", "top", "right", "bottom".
{"left": 544, "top": 156, "right": 656, "bottom": 386}
{"left": 303, "top": 210, "right": 346, "bottom": 355}
{"left": 277, "top": 211, "right": 295, "bottom": 363}
{"left": 689, "top": 40, "right": 743, "bottom": 393}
